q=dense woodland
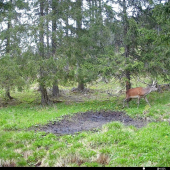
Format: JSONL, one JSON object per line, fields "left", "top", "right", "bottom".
{"left": 0, "top": 0, "right": 170, "bottom": 105}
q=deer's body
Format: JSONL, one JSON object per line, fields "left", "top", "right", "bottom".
{"left": 123, "top": 83, "right": 157, "bottom": 108}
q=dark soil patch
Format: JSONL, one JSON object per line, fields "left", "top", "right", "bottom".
{"left": 29, "top": 111, "right": 148, "bottom": 135}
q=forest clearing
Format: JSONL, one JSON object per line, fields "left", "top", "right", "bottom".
{"left": 1, "top": 0, "right": 170, "bottom": 167}
{"left": 1, "top": 79, "right": 170, "bottom": 167}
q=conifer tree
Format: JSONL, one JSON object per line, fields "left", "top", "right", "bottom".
{"left": 0, "top": 0, "right": 28, "bottom": 99}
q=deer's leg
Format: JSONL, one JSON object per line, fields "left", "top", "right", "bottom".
{"left": 123, "top": 99, "right": 125, "bottom": 108}
{"left": 144, "top": 96, "right": 151, "bottom": 106}
{"left": 123, "top": 98, "right": 129, "bottom": 108}
{"left": 127, "top": 98, "right": 130, "bottom": 108}
{"left": 137, "top": 97, "right": 140, "bottom": 108}
{"left": 123, "top": 98, "right": 127, "bottom": 108}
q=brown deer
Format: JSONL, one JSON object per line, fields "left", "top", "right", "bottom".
{"left": 123, "top": 81, "right": 157, "bottom": 108}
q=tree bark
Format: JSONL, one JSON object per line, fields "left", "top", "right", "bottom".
{"left": 52, "top": 0, "right": 60, "bottom": 97}
{"left": 123, "top": 0, "right": 131, "bottom": 91}
{"left": 39, "top": 0, "right": 50, "bottom": 105}
{"left": 52, "top": 0, "right": 57, "bottom": 55}
{"left": 78, "top": 81, "right": 85, "bottom": 91}
{"left": 40, "top": 85, "right": 50, "bottom": 105}
{"left": 45, "top": 1, "right": 50, "bottom": 57}
{"left": 5, "top": 2, "right": 13, "bottom": 100}
{"left": 52, "top": 80, "right": 59, "bottom": 97}
{"left": 76, "top": 0, "right": 85, "bottom": 91}
{"left": 6, "top": 87, "right": 13, "bottom": 100}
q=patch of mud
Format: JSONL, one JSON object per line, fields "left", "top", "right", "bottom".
{"left": 29, "top": 111, "right": 148, "bottom": 135}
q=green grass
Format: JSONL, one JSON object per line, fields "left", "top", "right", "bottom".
{"left": 0, "top": 99, "right": 120, "bottom": 131}
{"left": 0, "top": 83, "right": 170, "bottom": 167}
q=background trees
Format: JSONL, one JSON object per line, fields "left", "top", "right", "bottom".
{"left": 0, "top": 0, "right": 169, "bottom": 105}
{"left": 0, "top": 0, "right": 29, "bottom": 99}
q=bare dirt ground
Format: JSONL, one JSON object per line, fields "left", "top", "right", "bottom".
{"left": 30, "top": 110, "right": 148, "bottom": 135}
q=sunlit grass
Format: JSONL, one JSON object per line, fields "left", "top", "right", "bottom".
{"left": 0, "top": 99, "right": 119, "bottom": 131}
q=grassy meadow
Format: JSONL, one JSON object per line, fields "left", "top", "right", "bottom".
{"left": 0, "top": 79, "right": 170, "bottom": 167}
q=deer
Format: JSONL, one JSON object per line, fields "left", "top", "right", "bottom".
{"left": 123, "top": 81, "right": 158, "bottom": 108}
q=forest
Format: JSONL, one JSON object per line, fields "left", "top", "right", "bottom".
{"left": 0, "top": 0, "right": 170, "bottom": 167}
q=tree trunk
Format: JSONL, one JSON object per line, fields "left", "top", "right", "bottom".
{"left": 52, "top": 0, "right": 57, "bottom": 55}
{"left": 52, "top": 80, "right": 59, "bottom": 97}
{"left": 76, "top": 0, "right": 85, "bottom": 91}
{"left": 6, "top": 87, "right": 13, "bottom": 100}
{"left": 5, "top": 1, "right": 12, "bottom": 100}
{"left": 78, "top": 81, "right": 85, "bottom": 91}
{"left": 39, "top": 0, "right": 50, "bottom": 105}
{"left": 125, "top": 44, "right": 131, "bottom": 91}
{"left": 92, "top": 0, "right": 95, "bottom": 21}
{"left": 52, "top": 0, "right": 60, "bottom": 97}
{"left": 45, "top": 1, "right": 50, "bottom": 57}
{"left": 125, "top": 70, "right": 131, "bottom": 91}
{"left": 123, "top": 0, "right": 131, "bottom": 91}
{"left": 40, "top": 85, "right": 50, "bottom": 105}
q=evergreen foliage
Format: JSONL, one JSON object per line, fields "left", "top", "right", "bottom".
{"left": 0, "top": 0, "right": 169, "bottom": 104}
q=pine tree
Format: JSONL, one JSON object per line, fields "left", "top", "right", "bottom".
{"left": 38, "top": 0, "right": 51, "bottom": 105}
{"left": 51, "top": 0, "right": 59, "bottom": 97}
{"left": 0, "top": 0, "right": 28, "bottom": 99}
